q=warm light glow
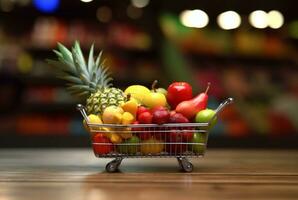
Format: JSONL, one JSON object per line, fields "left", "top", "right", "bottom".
{"left": 180, "top": 9, "right": 209, "bottom": 28}
{"left": 268, "top": 10, "right": 284, "bottom": 29}
{"left": 96, "top": 6, "right": 112, "bottom": 23}
{"left": 80, "top": 0, "right": 93, "bottom": 3}
{"left": 249, "top": 10, "right": 268, "bottom": 29}
{"left": 217, "top": 11, "right": 241, "bottom": 30}
{"left": 131, "top": 0, "right": 150, "bottom": 8}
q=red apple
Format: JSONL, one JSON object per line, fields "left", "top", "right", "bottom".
{"left": 138, "top": 111, "right": 153, "bottom": 124}
{"left": 169, "top": 113, "right": 193, "bottom": 141}
{"left": 152, "top": 107, "right": 170, "bottom": 125}
{"left": 167, "top": 82, "right": 193, "bottom": 109}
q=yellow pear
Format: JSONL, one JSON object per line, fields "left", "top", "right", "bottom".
{"left": 121, "top": 97, "right": 138, "bottom": 117}
{"left": 102, "top": 106, "right": 124, "bottom": 124}
{"left": 124, "top": 85, "right": 150, "bottom": 104}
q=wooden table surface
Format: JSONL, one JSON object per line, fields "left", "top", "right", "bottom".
{"left": 0, "top": 149, "right": 297, "bottom": 200}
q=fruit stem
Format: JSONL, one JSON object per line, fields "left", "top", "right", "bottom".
{"left": 205, "top": 82, "right": 211, "bottom": 94}
{"left": 152, "top": 80, "right": 158, "bottom": 92}
{"left": 127, "top": 93, "right": 131, "bottom": 101}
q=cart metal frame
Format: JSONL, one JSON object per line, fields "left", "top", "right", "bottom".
{"left": 77, "top": 98, "right": 233, "bottom": 172}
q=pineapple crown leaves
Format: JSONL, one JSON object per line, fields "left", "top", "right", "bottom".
{"left": 46, "top": 41, "right": 113, "bottom": 97}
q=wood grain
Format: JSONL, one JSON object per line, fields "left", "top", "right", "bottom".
{"left": 0, "top": 149, "right": 297, "bottom": 200}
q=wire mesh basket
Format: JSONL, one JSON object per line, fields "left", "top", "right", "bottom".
{"left": 77, "top": 98, "right": 233, "bottom": 172}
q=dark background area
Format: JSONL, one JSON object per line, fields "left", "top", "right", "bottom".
{"left": 0, "top": 0, "right": 297, "bottom": 148}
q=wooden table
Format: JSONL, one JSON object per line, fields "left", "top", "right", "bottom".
{"left": 0, "top": 149, "right": 297, "bottom": 200}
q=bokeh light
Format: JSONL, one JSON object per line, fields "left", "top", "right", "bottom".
{"left": 249, "top": 10, "right": 268, "bottom": 29}
{"left": 33, "top": 0, "right": 60, "bottom": 13}
{"left": 131, "top": 0, "right": 150, "bottom": 8}
{"left": 96, "top": 6, "right": 112, "bottom": 23}
{"left": 268, "top": 10, "right": 284, "bottom": 29}
{"left": 180, "top": 9, "right": 209, "bottom": 28}
{"left": 217, "top": 11, "right": 241, "bottom": 30}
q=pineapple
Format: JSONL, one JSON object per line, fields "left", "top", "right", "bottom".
{"left": 47, "top": 41, "right": 126, "bottom": 115}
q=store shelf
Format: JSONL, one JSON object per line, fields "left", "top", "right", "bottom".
{"left": 187, "top": 52, "right": 296, "bottom": 67}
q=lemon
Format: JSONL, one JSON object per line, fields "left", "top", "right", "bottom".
{"left": 124, "top": 85, "right": 150, "bottom": 104}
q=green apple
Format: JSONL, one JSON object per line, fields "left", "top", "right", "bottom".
{"left": 190, "top": 133, "right": 206, "bottom": 154}
{"left": 117, "top": 136, "right": 140, "bottom": 154}
{"left": 195, "top": 109, "right": 217, "bottom": 130}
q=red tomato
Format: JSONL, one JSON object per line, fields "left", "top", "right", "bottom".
{"left": 92, "top": 133, "right": 113, "bottom": 155}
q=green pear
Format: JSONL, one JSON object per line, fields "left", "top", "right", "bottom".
{"left": 190, "top": 133, "right": 206, "bottom": 154}
{"left": 195, "top": 109, "right": 217, "bottom": 130}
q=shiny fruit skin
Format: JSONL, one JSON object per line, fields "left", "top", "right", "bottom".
{"left": 137, "top": 106, "right": 150, "bottom": 118}
{"left": 169, "top": 112, "right": 189, "bottom": 123}
{"left": 92, "top": 133, "right": 113, "bottom": 155}
{"left": 143, "top": 92, "right": 167, "bottom": 109}
{"left": 168, "top": 112, "right": 192, "bottom": 141}
{"left": 195, "top": 109, "right": 217, "bottom": 130}
{"left": 175, "top": 93, "right": 208, "bottom": 120}
{"left": 190, "top": 133, "right": 207, "bottom": 154}
{"left": 124, "top": 85, "right": 151, "bottom": 104}
{"left": 152, "top": 108, "right": 170, "bottom": 125}
{"left": 167, "top": 82, "right": 193, "bottom": 109}
{"left": 138, "top": 111, "right": 153, "bottom": 124}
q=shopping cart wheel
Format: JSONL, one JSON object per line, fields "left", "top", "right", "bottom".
{"left": 177, "top": 157, "right": 193, "bottom": 172}
{"left": 105, "top": 157, "right": 123, "bottom": 173}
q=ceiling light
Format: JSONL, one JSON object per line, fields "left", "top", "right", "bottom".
{"left": 268, "top": 10, "right": 284, "bottom": 29}
{"left": 80, "top": 0, "right": 93, "bottom": 3}
{"left": 249, "top": 10, "right": 268, "bottom": 29}
{"left": 180, "top": 9, "right": 209, "bottom": 28}
{"left": 217, "top": 11, "right": 241, "bottom": 30}
{"left": 131, "top": 0, "right": 150, "bottom": 8}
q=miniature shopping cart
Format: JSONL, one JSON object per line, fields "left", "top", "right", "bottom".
{"left": 77, "top": 98, "right": 233, "bottom": 172}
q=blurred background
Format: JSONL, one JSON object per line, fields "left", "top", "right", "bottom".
{"left": 0, "top": 0, "right": 297, "bottom": 148}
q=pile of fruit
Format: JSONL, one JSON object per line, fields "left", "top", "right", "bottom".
{"left": 48, "top": 41, "right": 218, "bottom": 156}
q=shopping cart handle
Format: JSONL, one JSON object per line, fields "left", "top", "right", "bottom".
{"left": 208, "top": 97, "right": 234, "bottom": 124}
{"left": 77, "top": 104, "right": 90, "bottom": 123}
